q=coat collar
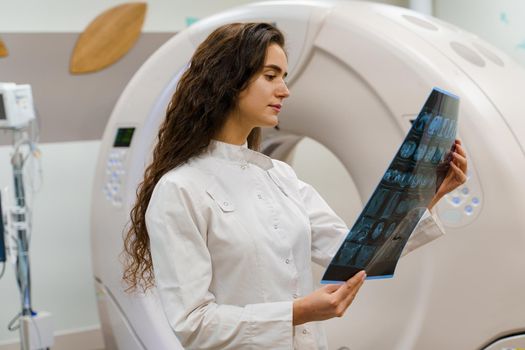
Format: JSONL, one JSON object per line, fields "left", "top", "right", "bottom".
{"left": 207, "top": 139, "right": 274, "bottom": 170}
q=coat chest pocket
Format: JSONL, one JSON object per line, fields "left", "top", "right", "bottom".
{"left": 206, "top": 184, "right": 235, "bottom": 212}
{"left": 204, "top": 183, "right": 257, "bottom": 257}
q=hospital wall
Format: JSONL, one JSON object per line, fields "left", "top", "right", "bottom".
{"left": 435, "top": 0, "right": 525, "bottom": 67}
{"left": 0, "top": 0, "right": 523, "bottom": 348}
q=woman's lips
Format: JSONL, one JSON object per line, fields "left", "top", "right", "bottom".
{"left": 269, "top": 104, "right": 282, "bottom": 112}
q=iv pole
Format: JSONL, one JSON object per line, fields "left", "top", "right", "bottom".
{"left": 1, "top": 82, "right": 52, "bottom": 350}
{"left": 12, "top": 130, "right": 33, "bottom": 319}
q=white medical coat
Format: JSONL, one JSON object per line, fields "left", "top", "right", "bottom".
{"left": 146, "top": 140, "right": 445, "bottom": 350}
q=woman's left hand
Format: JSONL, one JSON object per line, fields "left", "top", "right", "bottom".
{"left": 428, "top": 139, "right": 468, "bottom": 210}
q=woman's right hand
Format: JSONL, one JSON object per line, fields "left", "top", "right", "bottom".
{"left": 293, "top": 270, "right": 366, "bottom": 325}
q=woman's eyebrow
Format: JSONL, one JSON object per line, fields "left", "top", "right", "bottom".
{"left": 264, "top": 64, "right": 288, "bottom": 78}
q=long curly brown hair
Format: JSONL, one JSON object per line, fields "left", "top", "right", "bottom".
{"left": 122, "top": 22, "right": 286, "bottom": 292}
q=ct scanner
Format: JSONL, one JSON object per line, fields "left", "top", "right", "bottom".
{"left": 90, "top": 1, "right": 525, "bottom": 349}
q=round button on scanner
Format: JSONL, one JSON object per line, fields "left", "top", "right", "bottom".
{"left": 452, "top": 196, "right": 462, "bottom": 205}
{"left": 472, "top": 197, "right": 480, "bottom": 206}
{"left": 461, "top": 187, "right": 469, "bottom": 195}
{"left": 465, "top": 205, "right": 474, "bottom": 215}
{"left": 302, "top": 329, "right": 308, "bottom": 335}
{"left": 223, "top": 202, "right": 229, "bottom": 206}
{"left": 285, "top": 258, "right": 290, "bottom": 264}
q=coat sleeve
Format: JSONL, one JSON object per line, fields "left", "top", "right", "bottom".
{"left": 146, "top": 176, "right": 293, "bottom": 350}
{"left": 400, "top": 208, "right": 445, "bottom": 257}
{"left": 295, "top": 178, "right": 348, "bottom": 268}
{"left": 296, "top": 177, "right": 446, "bottom": 268}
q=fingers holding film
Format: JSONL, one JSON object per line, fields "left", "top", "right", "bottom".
{"left": 454, "top": 144, "right": 467, "bottom": 164}
{"left": 449, "top": 161, "right": 467, "bottom": 183}
{"left": 329, "top": 271, "right": 366, "bottom": 317}
{"left": 343, "top": 276, "right": 365, "bottom": 305}
{"left": 334, "top": 270, "right": 366, "bottom": 301}
{"left": 452, "top": 151, "right": 467, "bottom": 167}
{"left": 341, "top": 271, "right": 366, "bottom": 314}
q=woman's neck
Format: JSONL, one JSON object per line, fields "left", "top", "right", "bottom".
{"left": 214, "top": 115, "right": 251, "bottom": 145}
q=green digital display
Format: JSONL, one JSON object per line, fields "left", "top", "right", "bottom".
{"left": 113, "top": 127, "right": 135, "bottom": 148}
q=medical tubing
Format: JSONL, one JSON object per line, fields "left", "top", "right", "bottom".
{"left": 1, "top": 190, "right": 6, "bottom": 265}
{"left": 7, "top": 312, "right": 21, "bottom": 331}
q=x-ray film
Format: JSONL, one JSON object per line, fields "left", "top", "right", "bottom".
{"left": 322, "top": 88, "right": 459, "bottom": 283}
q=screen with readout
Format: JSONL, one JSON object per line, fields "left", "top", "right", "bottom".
{"left": 113, "top": 127, "right": 136, "bottom": 148}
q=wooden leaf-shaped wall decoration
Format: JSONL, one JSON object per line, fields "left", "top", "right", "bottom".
{"left": 0, "top": 37, "right": 8, "bottom": 57}
{"left": 70, "top": 2, "right": 147, "bottom": 74}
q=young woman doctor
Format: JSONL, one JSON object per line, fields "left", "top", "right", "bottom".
{"left": 123, "top": 23, "right": 468, "bottom": 349}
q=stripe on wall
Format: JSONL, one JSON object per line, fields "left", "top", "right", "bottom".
{"left": 0, "top": 33, "right": 175, "bottom": 145}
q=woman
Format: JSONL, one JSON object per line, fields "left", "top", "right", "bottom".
{"left": 123, "top": 22, "right": 468, "bottom": 349}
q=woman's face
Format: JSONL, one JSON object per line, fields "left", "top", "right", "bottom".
{"left": 235, "top": 43, "right": 290, "bottom": 129}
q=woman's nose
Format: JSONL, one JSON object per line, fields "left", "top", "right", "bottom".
{"left": 277, "top": 81, "right": 290, "bottom": 98}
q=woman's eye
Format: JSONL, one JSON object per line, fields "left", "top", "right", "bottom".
{"left": 265, "top": 75, "right": 276, "bottom": 81}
